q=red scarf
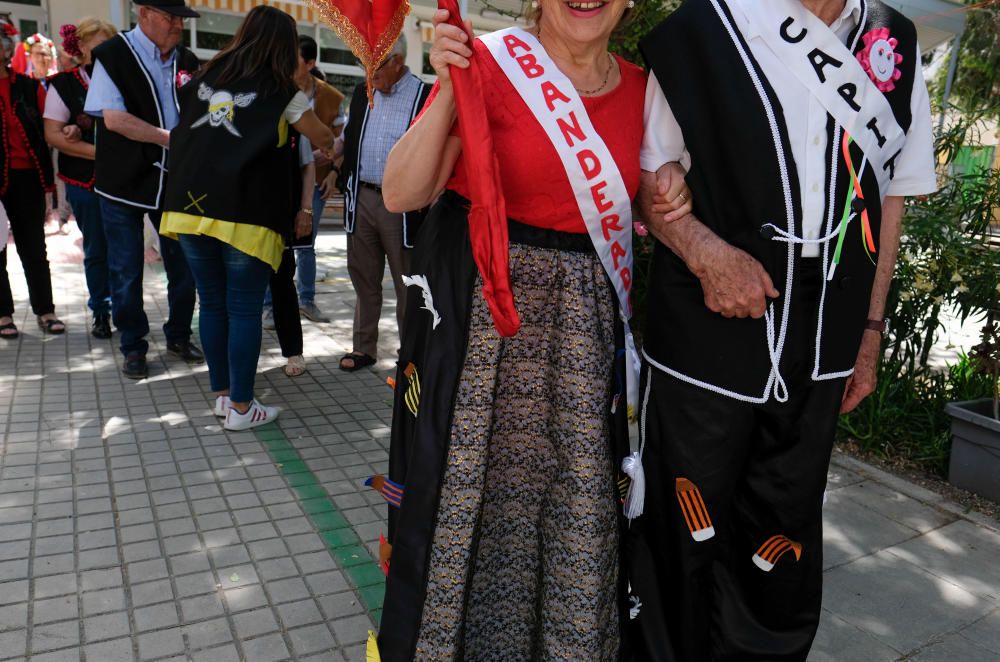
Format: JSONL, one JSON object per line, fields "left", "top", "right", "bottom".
{"left": 438, "top": 0, "right": 519, "bottom": 336}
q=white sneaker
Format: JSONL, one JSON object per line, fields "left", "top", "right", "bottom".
{"left": 262, "top": 308, "right": 275, "bottom": 331}
{"left": 224, "top": 400, "right": 279, "bottom": 431}
{"left": 213, "top": 395, "right": 231, "bottom": 417}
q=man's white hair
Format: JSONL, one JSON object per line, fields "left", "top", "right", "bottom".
{"left": 389, "top": 34, "right": 406, "bottom": 60}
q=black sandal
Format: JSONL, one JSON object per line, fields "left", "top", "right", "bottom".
{"left": 339, "top": 352, "right": 376, "bottom": 371}
{"left": 0, "top": 322, "right": 18, "bottom": 339}
{"left": 37, "top": 317, "right": 66, "bottom": 335}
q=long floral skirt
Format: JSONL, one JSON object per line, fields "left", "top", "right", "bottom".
{"left": 413, "top": 239, "right": 621, "bottom": 661}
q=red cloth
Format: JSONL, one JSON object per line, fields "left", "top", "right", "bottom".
{"left": 423, "top": 41, "right": 646, "bottom": 234}
{"left": 309, "top": 0, "right": 409, "bottom": 102}
{"left": 0, "top": 76, "right": 46, "bottom": 170}
{"left": 437, "top": 0, "right": 519, "bottom": 336}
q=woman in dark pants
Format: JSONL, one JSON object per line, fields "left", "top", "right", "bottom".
{"left": 268, "top": 133, "right": 315, "bottom": 377}
{"left": 43, "top": 18, "right": 118, "bottom": 339}
{"left": 0, "top": 20, "right": 64, "bottom": 339}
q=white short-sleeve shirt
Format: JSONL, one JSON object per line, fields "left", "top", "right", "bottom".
{"left": 641, "top": 0, "right": 937, "bottom": 257}
{"left": 43, "top": 68, "right": 90, "bottom": 124}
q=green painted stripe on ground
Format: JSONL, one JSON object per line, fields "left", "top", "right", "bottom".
{"left": 253, "top": 422, "right": 386, "bottom": 624}
{"left": 152, "top": 262, "right": 385, "bottom": 620}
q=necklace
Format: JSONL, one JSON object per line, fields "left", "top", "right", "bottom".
{"left": 575, "top": 53, "right": 615, "bottom": 96}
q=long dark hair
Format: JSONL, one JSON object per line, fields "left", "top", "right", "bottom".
{"left": 198, "top": 5, "right": 297, "bottom": 95}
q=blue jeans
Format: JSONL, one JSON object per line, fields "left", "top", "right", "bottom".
{"left": 100, "top": 198, "right": 196, "bottom": 357}
{"left": 292, "top": 185, "right": 324, "bottom": 305}
{"left": 178, "top": 233, "right": 271, "bottom": 403}
{"left": 65, "top": 184, "right": 111, "bottom": 316}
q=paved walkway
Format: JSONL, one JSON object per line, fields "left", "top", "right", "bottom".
{"left": 0, "top": 223, "right": 998, "bottom": 661}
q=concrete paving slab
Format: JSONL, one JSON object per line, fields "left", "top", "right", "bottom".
{"left": 822, "top": 488, "right": 921, "bottom": 569}
{"left": 885, "top": 520, "right": 1000, "bottom": 604}
{"left": 808, "top": 609, "right": 903, "bottom": 661}
{"left": 822, "top": 550, "right": 995, "bottom": 654}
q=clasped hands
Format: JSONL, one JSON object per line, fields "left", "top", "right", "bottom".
{"left": 644, "top": 162, "right": 778, "bottom": 320}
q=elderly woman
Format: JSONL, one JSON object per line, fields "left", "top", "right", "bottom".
{"left": 24, "top": 33, "right": 57, "bottom": 82}
{"left": 370, "top": 1, "right": 690, "bottom": 659}
{"left": 0, "top": 22, "right": 62, "bottom": 338}
{"left": 43, "top": 18, "right": 118, "bottom": 339}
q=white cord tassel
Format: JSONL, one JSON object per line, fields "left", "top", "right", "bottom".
{"left": 622, "top": 452, "right": 645, "bottom": 520}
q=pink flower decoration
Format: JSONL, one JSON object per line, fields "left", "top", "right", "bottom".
{"left": 856, "top": 27, "right": 903, "bottom": 93}
{"left": 60, "top": 24, "right": 81, "bottom": 59}
{"left": 633, "top": 221, "right": 649, "bottom": 237}
{"left": 175, "top": 70, "right": 192, "bottom": 89}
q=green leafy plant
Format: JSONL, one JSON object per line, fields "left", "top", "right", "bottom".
{"left": 839, "top": 108, "right": 1000, "bottom": 474}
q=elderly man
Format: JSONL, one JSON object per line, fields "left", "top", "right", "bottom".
{"left": 630, "top": 0, "right": 937, "bottom": 659}
{"left": 84, "top": 0, "right": 202, "bottom": 379}
{"left": 336, "top": 36, "right": 430, "bottom": 371}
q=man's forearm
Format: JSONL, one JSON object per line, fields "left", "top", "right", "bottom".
{"left": 868, "top": 195, "right": 905, "bottom": 321}
{"left": 103, "top": 110, "right": 170, "bottom": 147}
{"left": 638, "top": 170, "right": 716, "bottom": 275}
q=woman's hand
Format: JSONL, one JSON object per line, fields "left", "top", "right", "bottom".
{"left": 62, "top": 124, "right": 82, "bottom": 142}
{"left": 429, "top": 9, "right": 474, "bottom": 89}
{"left": 650, "top": 161, "right": 692, "bottom": 223}
{"left": 294, "top": 209, "right": 312, "bottom": 239}
{"left": 319, "top": 171, "right": 338, "bottom": 200}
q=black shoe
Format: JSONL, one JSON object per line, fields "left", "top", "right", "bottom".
{"left": 123, "top": 353, "right": 148, "bottom": 379}
{"left": 91, "top": 314, "right": 112, "bottom": 339}
{"left": 166, "top": 340, "right": 205, "bottom": 364}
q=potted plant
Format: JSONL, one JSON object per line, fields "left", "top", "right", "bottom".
{"left": 947, "top": 306, "right": 1000, "bottom": 502}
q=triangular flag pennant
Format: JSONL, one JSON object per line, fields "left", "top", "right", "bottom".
{"left": 308, "top": 0, "right": 410, "bottom": 104}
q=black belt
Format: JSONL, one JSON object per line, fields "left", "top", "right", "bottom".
{"left": 359, "top": 181, "right": 382, "bottom": 194}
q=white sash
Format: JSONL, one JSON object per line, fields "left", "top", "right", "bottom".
{"left": 480, "top": 27, "right": 645, "bottom": 517}
{"left": 747, "top": 0, "right": 906, "bottom": 201}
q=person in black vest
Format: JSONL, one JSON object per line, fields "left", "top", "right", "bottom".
{"left": 84, "top": 0, "right": 202, "bottom": 379}
{"left": 0, "top": 20, "right": 65, "bottom": 339}
{"left": 160, "top": 5, "right": 334, "bottom": 430}
{"left": 336, "top": 37, "right": 430, "bottom": 371}
{"left": 43, "top": 18, "right": 118, "bottom": 339}
{"left": 630, "top": 0, "right": 938, "bottom": 659}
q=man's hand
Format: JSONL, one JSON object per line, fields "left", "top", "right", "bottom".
{"left": 840, "top": 329, "right": 881, "bottom": 413}
{"left": 690, "top": 236, "right": 780, "bottom": 319}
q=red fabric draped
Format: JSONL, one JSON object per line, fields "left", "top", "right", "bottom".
{"left": 307, "top": 0, "right": 410, "bottom": 104}
{"left": 437, "top": 0, "right": 520, "bottom": 336}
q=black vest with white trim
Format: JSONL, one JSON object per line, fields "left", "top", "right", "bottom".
{"left": 162, "top": 66, "right": 300, "bottom": 239}
{"left": 338, "top": 80, "right": 431, "bottom": 248}
{"left": 49, "top": 67, "right": 95, "bottom": 189}
{"left": 640, "top": 0, "right": 917, "bottom": 401}
{"left": 91, "top": 33, "right": 200, "bottom": 210}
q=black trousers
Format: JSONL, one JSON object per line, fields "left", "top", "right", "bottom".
{"left": 0, "top": 170, "right": 54, "bottom": 317}
{"left": 630, "top": 262, "right": 847, "bottom": 662}
{"left": 269, "top": 249, "right": 302, "bottom": 358}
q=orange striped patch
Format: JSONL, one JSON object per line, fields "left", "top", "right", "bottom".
{"left": 675, "top": 478, "right": 715, "bottom": 542}
{"left": 752, "top": 535, "right": 803, "bottom": 572}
